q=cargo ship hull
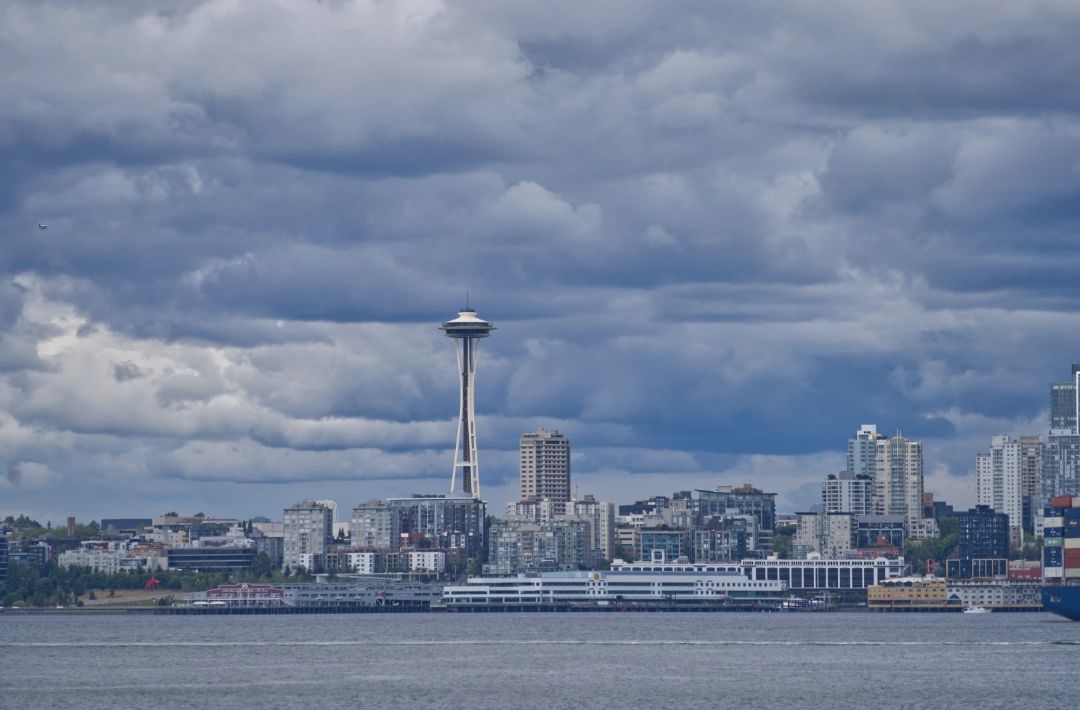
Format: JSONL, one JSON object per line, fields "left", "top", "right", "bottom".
{"left": 1042, "top": 586, "right": 1080, "bottom": 621}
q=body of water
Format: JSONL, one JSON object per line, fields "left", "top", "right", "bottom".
{"left": 1, "top": 611, "right": 1076, "bottom": 709}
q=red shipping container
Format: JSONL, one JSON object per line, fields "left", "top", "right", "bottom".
{"left": 1053, "top": 496, "right": 1074, "bottom": 508}
{"left": 1066, "top": 550, "right": 1080, "bottom": 562}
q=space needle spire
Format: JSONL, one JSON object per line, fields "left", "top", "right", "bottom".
{"left": 440, "top": 301, "right": 495, "bottom": 498}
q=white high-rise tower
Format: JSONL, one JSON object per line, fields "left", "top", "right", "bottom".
{"left": 440, "top": 304, "right": 495, "bottom": 498}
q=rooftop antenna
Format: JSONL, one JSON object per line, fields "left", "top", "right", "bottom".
{"left": 466, "top": 289, "right": 470, "bottom": 308}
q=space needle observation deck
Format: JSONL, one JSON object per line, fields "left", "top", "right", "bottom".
{"left": 440, "top": 306, "right": 495, "bottom": 498}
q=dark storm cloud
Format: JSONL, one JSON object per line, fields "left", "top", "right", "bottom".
{"left": 1, "top": 0, "right": 1078, "bottom": 520}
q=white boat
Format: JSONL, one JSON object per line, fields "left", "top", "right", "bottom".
{"left": 963, "top": 605, "right": 990, "bottom": 614}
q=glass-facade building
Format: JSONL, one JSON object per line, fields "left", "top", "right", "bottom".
{"left": 1049, "top": 365, "right": 1080, "bottom": 434}
{"left": 386, "top": 494, "right": 486, "bottom": 559}
{"left": 693, "top": 488, "right": 777, "bottom": 532}
{"left": 956, "top": 506, "right": 1009, "bottom": 578}
{"left": 1041, "top": 435, "right": 1080, "bottom": 502}
{"left": 1042, "top": 368, "right": 1080, "bottom": 507}
{"left": 856, "top": 515, "right": 907, "bottom": 548}
{"left": 638, "top": 529, "right": 691, "bottom": 562}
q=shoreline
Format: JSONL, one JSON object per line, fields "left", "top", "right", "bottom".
{"left": 0, "top": 605, "right": 1045, "bottom": 616}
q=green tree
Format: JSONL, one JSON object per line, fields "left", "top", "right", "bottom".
{"left": 906, "top": 528, "right": 959, "bottom": 576}
{"left": 249, "top": 552, "right": 272, "bottom": 579}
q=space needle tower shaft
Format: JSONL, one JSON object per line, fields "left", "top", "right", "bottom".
{"left": 440, "top": 303, "right": 495, "bottom": 498}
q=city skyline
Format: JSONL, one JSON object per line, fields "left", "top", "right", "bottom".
{"left": 2, "top": 2, "right": 1080, "bottom": 522}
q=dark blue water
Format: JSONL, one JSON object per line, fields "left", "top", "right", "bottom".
{"left": 2, "top": 612, "right": 1077, "bottom": 709}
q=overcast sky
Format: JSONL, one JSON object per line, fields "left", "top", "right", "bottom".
{"left": 2, "top": 0, "right": 1079, "bottom": 524}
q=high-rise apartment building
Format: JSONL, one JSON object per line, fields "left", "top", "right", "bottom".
{"left": 822, "top": 471, "right": 874, "bottom": 516}
{"left": 1017, "top": 435, "right": 1043, "bottom": 532}
{"left": 315, "top": 499, "right": 339, "bottom": 522}
{"left": 848, "top": 424, "right": 884, "bottom": 479}
{"left": 977, "top": 435, "right": 1043, "bottom": 535}
{"left": 386, "top": 493, "right": 487, "bottom": 560}
{"left": 350, "top": 500, "right": 403, "bottom": 550}
{"left": 1042, "top": 367, "right": 1080, "bottom": 506}
{"left": 565, "top": 495, "right": 616, "bottom": 562}
{"left": 283, "top": 500, "right": 334, "bottom": 572}
{"left": 1049, "top": 365, "right": 1080, "bottom": 435}
{"left": 486, "top": 519, "right": 590, "bottom": 574}
{"left": 793, "top": 508, "right": 856, "bottom": 558}
{"left": 1040, "top": 435, "right": 1080, "bottom": 502}
{"left": 876, "top": 435, "right": 930, "bottom": 538}
{"left": 519, "top": 428, "right": 571, "bottom": 503}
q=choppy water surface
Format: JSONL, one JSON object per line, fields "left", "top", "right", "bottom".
{"left": 2, "top": 612, "right": 1076, "bottom": 709}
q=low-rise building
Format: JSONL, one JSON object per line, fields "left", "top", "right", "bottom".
{"left": 57, "top": 549, "right": 123, "bottom": 574}
{"left": 405, "top": 550, "right": 446, "bottom": 573}
{"left": 346, "top": 550, "right": 389, "bottom": 574}
{"left": 444, "top": 567, "right": 785, "bottom": 605}
{"left": 272, "top": 583, "right": 441, "bottom": 608}
{"left": 166, "top": 547, "right": 256, "bottom": 572}
{"left": 868, "top": 577, "right": 948, "bottom": 611}
{"left": 741, "top": 555, "right": 905, "bottom": 591}
{"left": 947, "top": 579, "right": 1042, "bottom": 608}
{"left": 195, "top": 583, "right": 285, "bottom": 608}
{"left": 1008, "top": 560, "right": 1042, "bottom": 581}
{"left": 100, "top": 519, "right": 153, "bottom": 534}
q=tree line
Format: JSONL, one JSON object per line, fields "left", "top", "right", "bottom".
{"left": 0, "top": 552, "right": 310, "bottom": 607}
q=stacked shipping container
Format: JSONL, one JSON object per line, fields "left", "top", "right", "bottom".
{"left": 1044, "top": 496, "right": 1080, "bottom": 583}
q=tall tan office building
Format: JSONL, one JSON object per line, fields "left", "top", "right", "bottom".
{"left": 519, "top": 428, "right": 571, "bottom": 502}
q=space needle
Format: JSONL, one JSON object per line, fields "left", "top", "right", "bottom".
{"left": 440, "top": 300, "right": 495, "bottom": 498}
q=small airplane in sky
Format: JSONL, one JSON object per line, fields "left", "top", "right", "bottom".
{"left": 38, "top": 224, "right": 47, "bottom": 230}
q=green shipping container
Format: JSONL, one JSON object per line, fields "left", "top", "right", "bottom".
{"left": 1045, "top": 537, "right": 1063, "bottom": 547}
